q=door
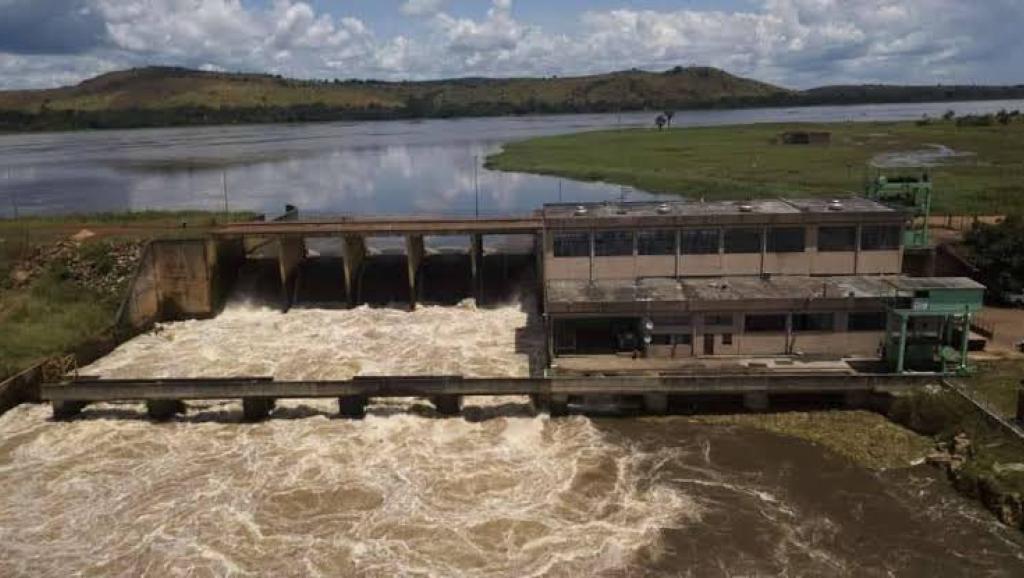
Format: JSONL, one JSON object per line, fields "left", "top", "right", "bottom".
{"left": 703, "top": 334, "right": 714, "bottom": 356}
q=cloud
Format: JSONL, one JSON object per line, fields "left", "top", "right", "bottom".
{"left": 0, "top": 0, "right": 106, "bottom": 54}
{"left": 0, "top": 0, "right": 1022, "bottom": 90}
{"left": 400, "top": 0, "right": 446, "bottom": 17}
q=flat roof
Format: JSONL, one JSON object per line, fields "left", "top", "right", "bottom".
{"left": 546, "top": 275, "right": 912, "bottom": 306}
{"left": 886, "top": 277, "right": 985, "bottom": 291}
{"left": 542, "top": 197, "right": 898, "bottom": 220}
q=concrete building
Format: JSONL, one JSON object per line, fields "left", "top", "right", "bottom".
{"left": 540, "top": 198, "right": 983, "bottom": 372}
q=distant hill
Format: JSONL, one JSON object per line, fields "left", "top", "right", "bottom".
{"left": 0, "top": 66, "right": 1022, "bottom": 132}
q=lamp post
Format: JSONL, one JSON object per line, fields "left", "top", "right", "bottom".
{"left": 473, "top": 155, "right": 480, "bottom": 218}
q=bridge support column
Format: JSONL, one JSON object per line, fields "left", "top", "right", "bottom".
{"left": 406, "top": 234, "right": 424, "bottom": 310}
{"left": 643, "top": 393, "right": 669, "bottom": 415}
{"left": 431, "top": 395, "right": 463, "bottom": 416}
{"left": 277, "top": 236, "right": 306, "bottom": 312}
{"left": 147, "top": 399, "right": 186, "bottom": 421}
{"left": 743, "top": 392, "right": 769, "bottom": 412}
{"left": 342, "top": 235, "right": 367, "bottom": 308}
{"left": 548, "top": 394, "right": 569, "bottom": 417}
{"left": 338, "top": 395, "right": 367, "bottom": 419}
{"left": 51, "top": 400, "right": 87, "bottom": 420}
{"left": 242, "top": 397, "right": 276, "bottom": 422}
{"left": 470, "top": 234, "right": 484, "bottom": 303}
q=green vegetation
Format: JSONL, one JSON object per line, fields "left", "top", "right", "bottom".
{"left": 0, "top": 211, "right": 255, "bottom": 381}
{"left": 964, "top": 216, "right": 1024, "bottom": 296}
{"left": 3, "top": 66, "right": 1024, "bottom": 132}
{"left": 691, "top": 411, "right": 933, "bottom": 470}
{"left": 487, "top": 120, "right": 1024, "bottom": 214}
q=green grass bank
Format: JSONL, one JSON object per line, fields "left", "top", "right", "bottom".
{"left": 486, "top": 120, "right": 1024, "bottom": 214}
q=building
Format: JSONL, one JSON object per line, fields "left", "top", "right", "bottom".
{"left": 539, "top": 198, "right": 984, "bottom": 373}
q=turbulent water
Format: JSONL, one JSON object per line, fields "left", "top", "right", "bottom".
{"left": 2, "top": 301, "right": 1024, "bottom": 576}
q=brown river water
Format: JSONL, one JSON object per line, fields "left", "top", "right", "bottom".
{"left": 1, "top": 301, "right": 1023, "bottom": 576}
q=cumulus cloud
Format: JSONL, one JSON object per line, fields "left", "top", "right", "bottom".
{"left": 0, "top": 0, "right": 1022, "bottom": 89}
{"left": 400, "top": 0, "right": 446, "bottom": 17}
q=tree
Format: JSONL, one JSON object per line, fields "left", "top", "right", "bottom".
{"left": 655, "top": 114, "right": 666, "bottom": 130}
{"left": 663, "top": 110, "right": 675, "bottom": 128}
{"left": 964, "top": 215, "right": 1024, "bottom": 298}
{"left": 942, "top": 109, "right": 956, "bottom": 122}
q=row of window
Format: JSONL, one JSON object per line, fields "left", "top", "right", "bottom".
{"left": 552, "top": 226, "right": 902, "bottom": 258}
{"left": 743, "top": 312, "right": 887, "bottom": 333}
{"left": 644, "top": 312, "right": 887, "bottom": 333}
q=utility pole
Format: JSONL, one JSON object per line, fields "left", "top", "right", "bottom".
{"left": 221, "top": 169, "right": 229, "bottom": 219}
{"left": 473, "top": 155, "right": 480, "bottom": 218}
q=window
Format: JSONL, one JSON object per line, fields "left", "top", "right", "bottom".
{"left": 680, "top": 229, "right": 719, "bottom": 255}
{"left": 792, "top": 313, "right": 835, "bottom": 332}
{"left": 848, "top": 312, "right": 887, "bottom": 331}
{"left": 650, "top": 334, "right": 671, "bottom": 345}
{"left": 553, "top": 232, "right": 590, "bottom": 257}
{"left": 637, "top": 230, "right": 676, "bottom": 256}
{"left": 767, "top": 227, "right": 806, "bottom": 253}
{"left": 724, "top": 228, "right": 763, "bottom": 254}
{"left": 705, "top": 314, "right": 733, "bottom": 327}
{"left": 861, "top": 225, "right": 902, "bottom": 251}
{"left": 818, "top": 226, "right": 857, "bottom": 252}
{"left": 594, "top": 231, "right": 634, "bottom": 256}
{"left": 745, "top": 314, "right": 787, "bottom": 332}
{"left": 722, "top": 333, "right": 733, "bottom": 345}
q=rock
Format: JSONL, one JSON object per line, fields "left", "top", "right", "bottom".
{"left": 70, "top": 229, "right": 95, "bottom": 243}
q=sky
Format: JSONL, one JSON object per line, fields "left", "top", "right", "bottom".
{"left": 1, "top": 0, "right": 1022, "bottom": 90}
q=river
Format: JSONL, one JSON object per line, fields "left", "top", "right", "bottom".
{"left": 4, "top": 103, "right": 1024, "bottom": 575}
{"left": 1, "top": 300, "right": 1023, "bottom": 576}
{"left": 2, "top": 99, "right": 1024, "bottom": 218}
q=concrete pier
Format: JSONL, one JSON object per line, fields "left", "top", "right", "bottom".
{"left": 276, "top": 237, "right": 306, "bottom": 311}
{"left": 338, "top": 395, "right": 368, "bottom": 419}
{"left": 51, "top": 400, "right": 87, "bottom": 420}
{"left": 242, "top": 397, "right": 276, "bottom": 422}
{"left": 548, "top": 394, "right": 570, "bottom": 417}
{"left": 342, "top": 235, "right": 367, "bottom": 308}
{"left": 431, "top": 395, "right": 463, "bottom": 416}
{"left": 146, "top": 399, "right": 186, "bottom": 421}
{"left": 470, "top": 234, "right": 484, "bottom": 302}
{"left": 406, "top": 235, "right": 425, "bottom": 309}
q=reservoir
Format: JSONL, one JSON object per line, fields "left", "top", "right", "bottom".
{"left": 2, "top": 99, "right": 1024, "bottom": 218}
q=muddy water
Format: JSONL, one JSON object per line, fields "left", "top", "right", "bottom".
{"left": 1, "top": 302, "right": 1023, "bottom": 576}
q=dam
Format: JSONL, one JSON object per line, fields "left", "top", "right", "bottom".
{"left": 40, "top": 197, "right": 985, "bottom": 420}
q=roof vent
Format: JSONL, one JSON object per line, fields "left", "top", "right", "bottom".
{"left": 827, "top": 199, "right": 844, "bottom": 211}
{"left": 573, "top": 205, "right": 588, "bottom": 216}
{"left": 737, "top": 202, "right": 754, "bottom": 213}
{"left": 656, "top": 203, "right": 671, "bottom": 215}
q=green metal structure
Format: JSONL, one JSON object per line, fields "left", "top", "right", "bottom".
{"left": 866, "top": 173, "right": 932, "bottom": 249}
{"left": 883, "top": 278, "right": 985, "bottom": 375}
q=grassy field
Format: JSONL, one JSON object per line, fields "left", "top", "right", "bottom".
{"left": 487, "top": 120, "right": 1024, "bottom": 214}
{"left": 0, "top": 211, "right": 254, "bottom": 380}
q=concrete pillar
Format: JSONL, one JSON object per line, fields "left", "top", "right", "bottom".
{"left": 338, "top": 395, "right": 368, "bottom": 419}
{"left": 549, "top": 394, "right": 570, "bottom": 417}
{"left": 276, "top": 237, "right": 306, "bottom": 311}
{"left": 147, "top": 399, "right": 186, "bottom": 421}
{"left": 431, "top": 395, "right": 463, "bottom": 416}
{"left": 406, "top": 234, "right": 424, "bottom": 310}
{"left": 470, "top": 234, "right": 484, "bottom": 303}
{"left": 785, "top": 313, "right": 794, "bottom": 355}
{"left": 51, "top": 400, "right": 87, "bottom": 420}
{"left": 529, "top": 394, "right": 549, "bottom": 414}
{"left": 743, "top": 392, "right": 770, "bottom": 412}
{"left": 896, "top": 314, "right": 909, "bottom": 374}
{"left": 843, "top": 390, "right": 869, "bottom": 409}
{"left": 959, "top": 313, "right": 972, "bottom": 373}
{"left": 242, "top": 397, "right": 276, "bottom": 422}
{"left": 342, "top": 235, "right": 367, "bottom": 308}
{"left": 643, "top": 393, "right": 669, "bottom": 415}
